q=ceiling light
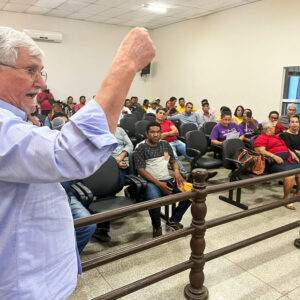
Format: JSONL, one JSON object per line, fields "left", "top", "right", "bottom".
{"left": 145, "top": 3, "right": 167, "bottom": 14}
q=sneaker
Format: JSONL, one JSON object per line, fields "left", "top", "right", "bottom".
{"left": 166, "top": 220, "right": 184, "bottom": 230}
{"left": 93, "top": 229, "right": 111, "bottom": 242}
{"left": 153, "top": 227, "right": 162, "bottom": 238}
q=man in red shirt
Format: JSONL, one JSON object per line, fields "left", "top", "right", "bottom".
{"left": 75, "top": 95, "right": 86, "bottom": 112}
{"left": 37, "top": 87, "right": 54, "bottom": 115}
{"left": 155, "top": 108, "right": 192, "bottom": 177}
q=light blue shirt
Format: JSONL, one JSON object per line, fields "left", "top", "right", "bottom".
{"left": 167, "top": 112, "right": 203, "bottom": 127}
{"left": 0, "top": 99, "right": 117, "bottom": 299}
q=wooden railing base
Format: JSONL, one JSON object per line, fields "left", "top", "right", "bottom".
{"left": 184, "top": 284, "right": 209, "bottom": 300}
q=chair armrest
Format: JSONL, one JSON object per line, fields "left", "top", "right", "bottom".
{"left": 135, "top": 133, "right": 145, "bottom": 142}
{"left": 186, "top": 148, "right": 201, "bottom": 158}
{"left": 225, "top": 157, "right": 244, "bottom": 167}
{"left": 178, "top": 136, "right": 185, "bottom": 143}
{"left": 70, "top": 184, "right": 86, "bottom": 203}
{"left": 124, "top": 174, "right": 147, "bottom": 202}
{"left": 75, "top": 182, "right": 94, "bottom": 207}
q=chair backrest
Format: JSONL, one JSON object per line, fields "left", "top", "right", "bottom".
{"left": 172, "top": 119, "right": 181, "bottom": 130}
{"left": 202, "top": 122, "right": 217, "bottom": 135}
{"left": 143, "top": 115, "right": 156, "bottom": 122}
{"left": 120, "top": 117, "right": 136, "bottom": 137}
{"left": 179, "top": 123, "right": 197, "bottom": 138}
{"left": 250, "top": 135, "right": 258, "bottom": 149}
{"left": 185, "top": 130, "right": 208, "bottom": 157}
{"left": 81, "top": 156, "right": 120, "bottom": 197}
{"left": 132, "top": 110, "right": 143, "bottom": 121}
{"left": 123, "top": 114, "right": 137, "bottom": 121}
{"left": 222, "top": 139, "right": 244, "bottom": 169}
{"left": 135, "top": 120, "right": 150, "bottom": 139}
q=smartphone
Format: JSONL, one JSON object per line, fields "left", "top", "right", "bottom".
{"left": 246, "top": 111, "right": 252, "bottom": 118}
{"left": 166, "top": 181, "right": 173, "bottom": 189}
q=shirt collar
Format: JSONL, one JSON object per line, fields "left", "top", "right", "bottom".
{"left": 0, "top": 99, "right": 27, "bottom": 121}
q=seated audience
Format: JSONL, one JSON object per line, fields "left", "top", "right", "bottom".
{"left": 44, "top": 102, "right": 63, "bottom": 128}
{"left": 156, "top": 108, "right": 192, "bottom": 177}
{"left": 147, "top": 100, "right": 158, "bottom": 114}
{"left": 254, "top": 120, "right": 300, "bottom": 210}
{"left": 269, "top": 111, "right": 285, "bottom": 134}
{"left": 176, "top": 97, "right": 197, "bottom": 113}
{"left": 65, "top": 96, "right": 75, "bottom": 116}
{"left": 281, "top": 115, "right": 300, "bottom": 158}
{"left": 37, "top": 87, "right": 54, "bottom": 116}
{"left": 134, "top": 122, "right": 191, "bottom": 237}
{"left": 130, "top": 96, "right": 141, "bottom": 111}
{"left": 217, "top": 106, "right": 231, "bottom": 122}
{"left": 155, "top": 98, "right": 163, "bottom": 108}
{"left": 164, "top": 99, "right": 178, "bottom": 116}
{"left": 142, "top": 99, "right": 149, "bottom": 112}
{"left": 122, "top": 99, "right": 132, "bottom": 116}
{"left": 232, "top": 105, "right": 244, "bottom": 125}
{"left": 169, "top": 96, "right": 177, "bottom": 109}
{"left": 75, "top": 95, "right": 86, "bottom": 112}
{"left": 200, "top": 99, "right": 218, "bottom": 118}
{"left": 168, "top": 102, "right": 202, "bottom": 130}
{"left": 239, "top": 108, "right": 259, "bottom": 143}
{"left": 210, "top": 110, "right": 244, "bottom": 146}
{"left": 278, "top": 104, "right": 297, "bottom": 129}
{"left": 197, "top": 101, "right": 217, "bottom": 123}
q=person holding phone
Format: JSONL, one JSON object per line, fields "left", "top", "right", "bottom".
{"left": 239, "top": 108, "right": 259, "bottom": 143}
{"left": 37, "top": 87, "right": 54, "bottom": 115}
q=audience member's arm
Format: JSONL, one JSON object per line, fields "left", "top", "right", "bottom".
{"left": 169, "top": 159, "right": 185, "bottom": 187}
{"left": 138, "top": 168, "right": 173, "bottom": 194}
{"left": 255, "top": 146, "right": 283, "bottom": 164}
{"left": 211, "top": 139, "right": 222, "bottom": 146}
{"left": 167, "top": 114, "right": 180, "bottom": 121}
{"left": 196, "top": 114, "right": 203, "bottom": 130}
{"left": 239, "top": 134, "right": 244, "bottom": 141}
{"left": 161, "top": 124, "right": 178, "bottom": 140}
{"left": 94, "top": 28, "right": 155, "bottom": 133}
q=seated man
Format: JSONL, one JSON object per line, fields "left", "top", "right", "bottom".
{"left": 168, "top": 102, "right": 203, "bottom": 130}
{"left": 156, "top": 108, "right": 192, "bottom": 177}
{"left": 134, "top": 122, "right": 191, "bottom": 238}
{"left": 196, "top": 101, "right": 217, "bottom": 123}
{"left": 176, "top": 97, "right": 197, "bottom": 113}
{"left": 278, "top": 104, "right": 297, "bottom": 129}
{"left": 164, "top": 99, "right": 178, "bottom": 116}
{"left": 44, "top": 102, "right": 63, "bottom": 128}
{"left": 147, "top": 100, "right": 157, "bottom": 114}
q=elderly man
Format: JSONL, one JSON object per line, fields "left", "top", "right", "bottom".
{"left": 278, "top": 104, "right": 297, "bottom": 129}
{"left": 0, "top": 26, "right": 155, "bottom": 299}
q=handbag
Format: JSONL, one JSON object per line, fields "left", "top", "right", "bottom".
{"left": 235, "top": 148, "right": 265, "bottom": 175}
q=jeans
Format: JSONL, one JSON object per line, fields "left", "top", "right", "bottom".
{"left": 145, "top": 179, "right": 192, "bottom": 229}
{"left": 118, "top": 167, "right": 129, "bottom": 193}
{"left": 70, "top": 196, "right": 96, "bottom": 253}
{"left": 170, "top": 140, "right": 193, "bottom": 176}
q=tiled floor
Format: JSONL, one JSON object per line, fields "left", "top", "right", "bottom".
{"left": 68, "top": 156, "right": 300, "bottom": 300}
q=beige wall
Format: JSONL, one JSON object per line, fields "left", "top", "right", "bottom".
{"left": 151, "top": 0, "right": 300, "bottom": 121}
{"left": 0, "top": 11, "right": 152, "bottom": 103}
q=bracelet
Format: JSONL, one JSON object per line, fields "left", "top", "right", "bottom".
{"left": 270, "top": 154, "right": 274, "bottom": 158}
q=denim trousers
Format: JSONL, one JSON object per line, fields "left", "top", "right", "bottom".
{"left": 169, "top": 140, "right": 193, "bottom": 176}
{"left": 145, "top": 178, "right": 192, "bottom": 229}
{"left": 70, "top": 196, "right": 96, "bottom": 253}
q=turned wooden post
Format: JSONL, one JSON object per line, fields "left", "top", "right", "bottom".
{"left": 184, "top": 168, "right": 209, "bottom": 300}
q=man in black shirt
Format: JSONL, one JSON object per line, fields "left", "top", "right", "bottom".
{"left": 134, "top": 122, "right": 191, "bottom": 237}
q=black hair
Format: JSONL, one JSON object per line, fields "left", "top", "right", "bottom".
{"left": 143, "top": 99, "right": 149, "bottom": 105}
{"left": 130, "top": 96, "right": 137, "bottom": 100}
{"left": 52, "top": 112, "right": 68, "bottom": 120}
{"left": 221, "top": 110, "right": 232, "bottom": 119}
{"left": 268, "top": 111, "right": 279, "bottom": 118}
{"left": 201, "top": 99, "right": 209, "bottom": 105}
{"left": 156, "top": 108, "right": 165, "bottom": 114}
{"left": 169, "top": 96, "right": 177, "bottom": 102}
{"left": 289, "top": 115, "right": 300, "bottom": 122}
{"left": 220, "top": 106, "right": 231, "bottom": 113}
{"left": 234, "top": 105, "right": 244, "bottom": 117}
{"left": 146, "top": 121, "right": 161, "bottom": 133}
{"left": 179, "top": 97, "right": 185, "bottom": 101}
{"left": 79, "top": 95, "right": 86, "bottom": 100}
{"left": 244, "top": 108, "right": 252, "bottom": 113}
{"left": 186, "top": 102, "right": 193, "bottom": 107}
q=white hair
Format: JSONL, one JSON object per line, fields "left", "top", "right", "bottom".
{"left": 0, "top": 26, "right": 44, "bottom": 66}
{"left": 261, "top": 120, "right": 274, "bottom": 132}
{"left": 287, "top": 103, "right": 297, "bottom": 109}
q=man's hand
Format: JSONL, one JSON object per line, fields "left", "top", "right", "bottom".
{"left": 117, "top": 28, "right": 156, "bottom": 72}
{"left": 173, "top": 170, "right": 185, "bottom": 187}
{"left": 161, "top": 132, "right": 168, "bottom": 140}
{"left": 118, "top": 160, "right": 128, "bottom": 169}
{"left": 157, "top": 182, "right": 173, "bottom": 195}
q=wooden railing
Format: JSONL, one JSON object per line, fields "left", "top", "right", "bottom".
{"left": 74, "top": 168, "right": 300, "bottom": 300}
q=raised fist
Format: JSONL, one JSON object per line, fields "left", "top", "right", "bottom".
{"left": 117, "top": 27, "right": 156, "bottom": 72}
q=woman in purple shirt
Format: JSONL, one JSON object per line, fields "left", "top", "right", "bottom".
{"left": 210, "top": 110, "right": 244, "bottom": 146}
{"left": 239, "top": 108, "right": 259, "bottom": 143}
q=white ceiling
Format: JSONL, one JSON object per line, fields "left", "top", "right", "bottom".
{"left": 0, "top": 0, "right": 261, "bottom": 29}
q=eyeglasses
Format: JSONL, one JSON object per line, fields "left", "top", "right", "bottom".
{"left": 0, "top": 63, "right": 47, "bottom": 82}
